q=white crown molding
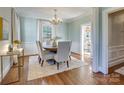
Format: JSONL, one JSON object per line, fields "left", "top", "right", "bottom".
{"left": 65, "top": 13, "right": 92, "bottom": 23}
{"left": 15, "top": 7, "right": 92, "bottom": 24}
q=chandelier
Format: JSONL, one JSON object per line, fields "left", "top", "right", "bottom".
{"left": 50, "top": 9, "right": 63, "bottom": 25}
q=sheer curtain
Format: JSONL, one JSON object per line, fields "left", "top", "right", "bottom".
{"left": 37, "top": 19, "right": 43, "bottom": 43}
{"left": 11, "top": 8, "right": 21, "bottom": 42}
{"left": 11, "top": 8, "right": 21, "bottom": 63}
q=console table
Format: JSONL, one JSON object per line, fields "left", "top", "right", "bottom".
{"left": 0, "top": 48, "right": 24, "bottom": 84}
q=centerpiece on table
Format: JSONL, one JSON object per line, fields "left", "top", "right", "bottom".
{"left": 50, "top": 36, "right": 61, "bottom": 47}
{"left": 12, "top": 40, "right": 21, "bottom": 64}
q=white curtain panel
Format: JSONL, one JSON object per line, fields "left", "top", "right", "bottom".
{"left": 11, "top": 8, "right": 21, "bottom": 41}
{"left": 37, "top": 19, "right": 43, "bottom": 42}
{"left": 11, "top": 8, "right": 21, "bottom": 63}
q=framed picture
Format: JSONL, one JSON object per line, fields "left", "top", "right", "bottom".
{"left": 0, "top": 17, "right": 9, "bottom": 40}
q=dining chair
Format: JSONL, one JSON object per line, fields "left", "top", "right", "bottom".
{"left": 54, "top": 41, "right": 72, "bottom": 70}
{"left": 36, "top": 41, "right": 55, "bottom": 66}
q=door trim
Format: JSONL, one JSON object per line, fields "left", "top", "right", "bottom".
{"left": 91, "top": 8, "right": 99, "bottom": 73}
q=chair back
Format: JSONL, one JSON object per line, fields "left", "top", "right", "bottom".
{"left": 36, "top": 41, "right": 43, "bottom": 57}
{"left": 56, "top": 41, "right": 72, "bottom": 62}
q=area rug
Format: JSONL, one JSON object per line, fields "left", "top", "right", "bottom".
{"left": 115, "top": 67, "right": 124, "bottom": 75}
{"left": 27, "top": 56, "right": 88, "bottom": 81}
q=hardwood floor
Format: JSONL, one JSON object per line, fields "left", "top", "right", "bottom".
{"left": 2, "top": 53, "right": 124, "bottom": 85}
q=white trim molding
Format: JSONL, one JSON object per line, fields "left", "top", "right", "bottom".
{"left": 109, "top": 45, "right": 124, "bottom": 67}
{"left": 91, "top": 8, "right": 99, "bottom": 73}
{"left": 21, "top": 42, "right": 38, "bottom": 56}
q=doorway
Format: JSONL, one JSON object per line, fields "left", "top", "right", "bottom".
{"left": 102, "top": 7, "right": 124, "bottom": 74}
{"left": 81, "top": 23, "right": 92, "bottom": 64}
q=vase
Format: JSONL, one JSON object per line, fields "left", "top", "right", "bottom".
{"left": 8, "top": 44, "right": 13, "bottom": 52}
{"left": 52, "top": 40, "right": 57, "bottom": 47}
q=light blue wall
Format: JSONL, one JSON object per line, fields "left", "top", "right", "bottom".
{"left": 0, "top": 8, "right": 12, "bottom": 80}
{"left": 20, "top": 17, "right": 68, "bottom": 43}
{"left": 56, "top": 23, "right": 67, "bottom": 40}
{"left": 67, "top": 15, "right": 91, "bottom": 54}
{"left": 20, "top": 17, "right": 37, "bottom": 43}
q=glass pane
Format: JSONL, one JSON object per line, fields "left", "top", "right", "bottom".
{"left": 43, "top": 25, "right": 52, "bottom": 41}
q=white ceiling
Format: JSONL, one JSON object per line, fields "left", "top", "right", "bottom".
{"left": 15, "top": 7, "right": 92, "bottom": 21}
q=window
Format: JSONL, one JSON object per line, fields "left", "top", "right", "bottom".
{"left": 42, "top": 25, "right": 52, "bottom": 42}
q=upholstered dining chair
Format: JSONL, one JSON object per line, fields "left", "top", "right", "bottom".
{"left": 54, "top": 41, "right": 72, "bottom": 70}
{"left": 36, "top": 41, "right": 55, "bottom": 66}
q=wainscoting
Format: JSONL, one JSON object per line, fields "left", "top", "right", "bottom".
{"left": 21, "top": 42, "right": 38, "bottom": 56}
{"left": 109, "top": 45, "right": 124, "bottom": 67}
{"left": 0, "top": 41, "right": 12, "bottom": 82}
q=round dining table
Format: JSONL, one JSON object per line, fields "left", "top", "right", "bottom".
{"left": 43, "top": 45, "right": 57, "bottom": 52}
{"left": 43, "top": 44, "right": 57, "bottom": 64}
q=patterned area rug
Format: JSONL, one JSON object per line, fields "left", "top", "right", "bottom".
{"left": 115, "top": 67, "right": 124, "bottom": 75}
{"left": 28, "top": 56, "right": 88, "bottom": 81}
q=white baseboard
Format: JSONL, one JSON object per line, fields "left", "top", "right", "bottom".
{"left": 98, "top": 66, "right": 108, "bottom": 74}
{"left": 98, "top": 66, "right": 103, "bottom": 72}
{"left": 109, "top": 58, "right": 124, "bottom": 67}
{"left": 98, "top": 66, "right": 104, "bottom": 74}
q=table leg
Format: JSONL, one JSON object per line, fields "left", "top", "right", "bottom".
{"left": 20, "top": 49, "right": 24, "bottom": 67}
{"left": 18, "top": 55, "right": 21, "bottom": 81}
{"left": 22, "top": 49, "right": 24, "bottom": 66}
{"left": 0, "top": 56, "right": 3, "bottom": 84}
{"left": 10, "top": 56, "right": 13, "bottom": 67}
